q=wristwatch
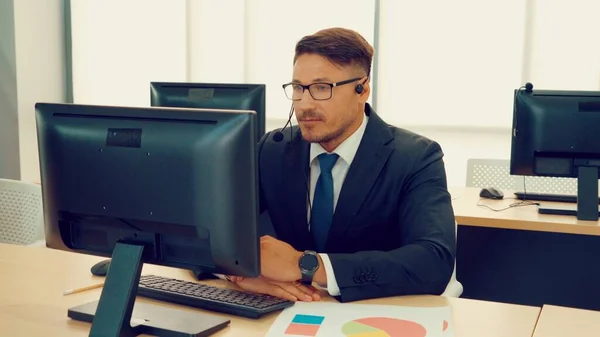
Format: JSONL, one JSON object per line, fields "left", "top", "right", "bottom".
{"left": 298, "top": 250, "right": 320, "bottom": 285}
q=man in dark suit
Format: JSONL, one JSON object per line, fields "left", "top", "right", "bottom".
{"left": 228, "top": 27, "right": 456, "bottom": 303}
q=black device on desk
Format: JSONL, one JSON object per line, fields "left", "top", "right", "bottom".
{"left": 510, "top": 84, "right": 600, "bottom": 221}
{"left": 150, "top": 82, "right": 266, "bottom": 143}
{"left": 480, "top": 187, "right": 504, "bottom": 199}
{"left": 513, "top": 191, "right": 600, "bottom": 204}
{"left": 35, "top": 103, "right": 292, "bottom": 337}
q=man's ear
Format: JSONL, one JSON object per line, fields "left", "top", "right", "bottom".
{"left": 357, "top": 78, "right": 370, "bottom": 104}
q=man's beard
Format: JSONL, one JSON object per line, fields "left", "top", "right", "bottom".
{"left": 299, "top": 125, "right": 345, "bottom": 144}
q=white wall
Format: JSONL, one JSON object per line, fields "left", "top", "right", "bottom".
{"left": 377, "top": 0, "right": 526, "bottom": 128}
{"left": 11, "top": 0, "right": 66, "bottom": 182}
{"left": 187, "top": 1, "right": 246, "bottom": 83}
{"left": 526, "top": 1, "right": 600, "bottom": 89}
{"left": 68, "top": 0, "right": 600, "bottom": 187}
{"left": 70, "top": 0, "right": 187, "bottom": 106}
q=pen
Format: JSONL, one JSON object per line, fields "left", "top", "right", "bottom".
{"left": 63, "top": 282, "right": 104, "bottom": 296}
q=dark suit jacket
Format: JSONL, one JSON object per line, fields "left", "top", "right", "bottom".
{"left": 257, "top": 103, "right": 456, "bottom": 302}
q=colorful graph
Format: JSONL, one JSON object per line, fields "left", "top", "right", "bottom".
{"left": 284, "top": 314, "right": 325, "bottom": 336}
{"left": 341, "top": 317, "right": 427, "bottom": 337}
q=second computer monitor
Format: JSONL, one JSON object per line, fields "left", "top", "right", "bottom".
{"left": 510, "top": 86, "right": 600, "bottom": 220}
{"left": 150, "top": 82, "right": 266, "bottom": 143}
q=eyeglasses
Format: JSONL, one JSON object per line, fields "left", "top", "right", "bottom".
{"left": 282, "top": 77, "right": 363, "bottom": 101}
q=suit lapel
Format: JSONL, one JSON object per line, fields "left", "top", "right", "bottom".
{"left": 282, "top": 127, "right": 315, "bottom": 250}
{"left": 326, "top": 109, "right": 394, "bottom": 249}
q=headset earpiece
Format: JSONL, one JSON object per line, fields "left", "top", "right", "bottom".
{"left": 355, "top": 84, "right": 364, "bottom": 94}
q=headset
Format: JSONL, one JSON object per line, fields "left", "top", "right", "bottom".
{"left": 512, "top": 82, "right": 533, "bottom": 137}
{"left": 355, "top": 83, "right": 364, "bottom": 94}
{"left": 273, "top": 77, "right": 368, "bottom": 142}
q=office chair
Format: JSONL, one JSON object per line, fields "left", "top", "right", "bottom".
{"left": 465, "top": 158, "right": 578, "bottom": 194}
{"left": 0, "top": 178, "right": 45, "bottom": 246}
{"left": 441, "top": 220, "right": 463, "bottom": 298}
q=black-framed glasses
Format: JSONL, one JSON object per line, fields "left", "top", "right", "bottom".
{"left": 282, "top": 77, "right": 363, "bottom": 101}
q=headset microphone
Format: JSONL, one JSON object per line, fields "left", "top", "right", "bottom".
{"left": 273, "top": 103, "right": 295, "bottom": 142}
{"left": 272, "top": 130, "right": 284, "bottom": 142}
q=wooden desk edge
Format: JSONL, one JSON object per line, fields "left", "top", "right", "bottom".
{"left": 455, "top": 215, "right": 600, "bottom": 236}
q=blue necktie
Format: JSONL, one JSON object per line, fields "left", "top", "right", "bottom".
{"left": 311, "top": 153, "right": 339, "bottom": 251}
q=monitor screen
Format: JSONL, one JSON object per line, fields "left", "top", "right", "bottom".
{"left": 35, "top": 103, "right": 260, "bottom": 277}
{"left": 150, "top": 82, "right": 266, "bottom": 143}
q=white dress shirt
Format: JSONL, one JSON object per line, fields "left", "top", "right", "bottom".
{"left": 308, "top": 113, "right": 369, "bottom": 296}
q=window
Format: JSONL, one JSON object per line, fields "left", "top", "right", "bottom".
{"left": 377, "top": 0, "right": 525, "bottom": 128}
{"left": 71, "top": 0, "right": 187, "bottom": 106}
{"left": 527, "top": 1, "right": 600, "bottom": 90}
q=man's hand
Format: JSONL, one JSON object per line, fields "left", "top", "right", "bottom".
{"left": 259, "top": 235, "right": 303, "bottom": 282}
{"left": 231, "top": 276, "right": 321, "bottom": 302}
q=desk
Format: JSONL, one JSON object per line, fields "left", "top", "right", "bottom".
{"left": 451, "top": 186, "right": 600, "bottom": 235}
{"left": 0, "top": 244, "right": 541, "bottom": 337}
{"left": 451, "top": 187, "right": 600, "bottom": 311}
{"left": 533, "top": 305, "right": 600, "bottom": 337}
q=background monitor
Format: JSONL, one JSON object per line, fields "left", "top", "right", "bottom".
{"left": 510, "top": 86, "right": 600, "bottom": 220}
{"left": 36, "top": 102, "right": 260, "bottom": 335}
{"left": 150, "top": 82, "right": 266, "bottom": 143}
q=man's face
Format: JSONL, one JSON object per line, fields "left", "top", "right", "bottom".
{"left": 291, "top": 53, "right": 368, "bottom": 147}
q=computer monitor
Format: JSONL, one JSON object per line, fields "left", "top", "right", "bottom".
{"left": 35, "top": 102, "right": 260, "bottom": 336}
{"left": 150, "top": 82, "right": 266, "bottom": 143}
{"left": 510, "top": 85, "right": 600, "bottom": 221}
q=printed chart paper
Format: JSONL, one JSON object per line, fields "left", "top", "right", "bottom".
{"left": 265, "top": 301, "right": 453, "bottom": 337}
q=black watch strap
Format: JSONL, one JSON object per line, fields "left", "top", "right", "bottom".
{"left": 301, "top": 271, "right": 314, "bottom": 285}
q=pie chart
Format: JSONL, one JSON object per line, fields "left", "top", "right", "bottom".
{"left": 341, "top": 317, "right": 427, "bottom": 337}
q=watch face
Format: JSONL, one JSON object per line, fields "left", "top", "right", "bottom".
{"left": 300, "top": 254, "right": 319, "bottom": 271}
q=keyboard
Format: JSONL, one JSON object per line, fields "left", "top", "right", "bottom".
{"left": 137, "top": 274, "right": 294, "bottom": 319}
{"left": 514, "top": 192, "right": 600, "bottom": 204}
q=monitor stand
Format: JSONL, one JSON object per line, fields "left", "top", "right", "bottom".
{"left": 68, "top": 242, "right": 230, "bottom": 337}
{"left": 537, "top": 166, "right": 600, "bottom": 221}
{"left": 189, "top": 266, "right": 220, "bottom": 281}
{"left": 538, "top": 205, "right": 600, "bottom": 218}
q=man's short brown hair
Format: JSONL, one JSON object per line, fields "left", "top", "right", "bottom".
{"left": 294, "top": 27, "right": 374, "bottom": 77}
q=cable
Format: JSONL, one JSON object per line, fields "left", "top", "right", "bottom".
{"left": 477, "top": 178, "right": 538, "bottom": 211}
{"left": 513, "top": 83, "right": 532, "bottom": 139}
{"left": 119, "top": 218, "right": 142, "bottom": 231}
{"left": 477, "top": 198, "right": 539, "bottom": 212}
{"left": 272, "top": 103, "right": 295, "bottom": 142}
{"left": 304, "top": 167, "right": 313, "bottom": 231}
{"left": 289, "top": 105, "right": 294, "bottom": 144}
{"left": 479, "top": 85, "right": 535, "bottom": 214}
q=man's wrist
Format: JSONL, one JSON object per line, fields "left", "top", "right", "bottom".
{"left": 313, "top": 254, "right": 327, "bottom": 285}
{"left": 294, "top": 250, "right": 303, "bottom": 281}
